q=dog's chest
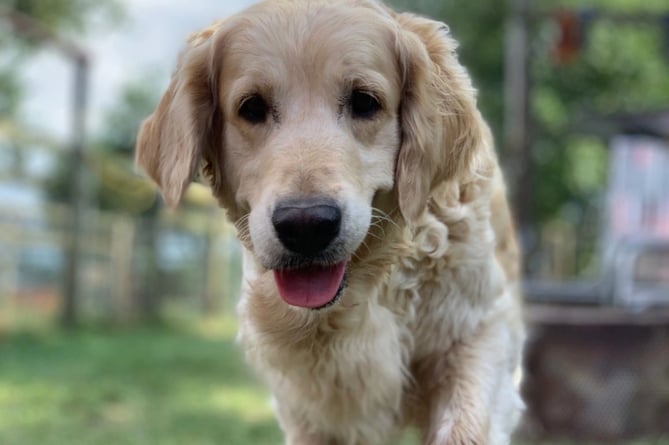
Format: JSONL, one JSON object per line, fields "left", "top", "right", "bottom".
{"left": 239, "top": 280, "right": 412, "bottom": 442}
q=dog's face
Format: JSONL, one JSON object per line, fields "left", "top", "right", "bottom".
{"left": 218, "top": 5, "right": 403, "bottom": 308}
{"left": 136, "top": 0, "right": 489, "bottom": 309}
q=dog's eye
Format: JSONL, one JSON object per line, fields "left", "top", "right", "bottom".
{"left": 350, "top": 90, "right": 381, "bottom": 119}
{"left": 239, "top": 94, "right": 269, "bottom": 124}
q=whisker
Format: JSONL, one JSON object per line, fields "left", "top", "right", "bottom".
{"left": 371, "top": 207, "right": 400, "bottom": 230}
{"left": 368, "top": 222, "right": 386, "bottom": 237}
{"left": 234, "top": 213, "right": 250, "bottom": 228}
{"left": 232, "top": 214, "right": 252, "bottom": 245}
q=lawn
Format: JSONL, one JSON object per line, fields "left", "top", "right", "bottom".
{"left": 0, "top": 315, "right": 665, "bottom": 445}
{"left": 0, "top": 316, "right": 281, "bottom": 445}
{"left": 0, "top": 315, "right": 424, "bottom": 445}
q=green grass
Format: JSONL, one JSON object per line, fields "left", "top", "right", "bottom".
{"left": 0, "top": 315, "right": 666, "bottom": 445}
{"left": 0, "top": 317, "right": 282, "bottom": 445}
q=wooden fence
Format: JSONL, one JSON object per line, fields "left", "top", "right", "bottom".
{"left": 0, "top": 203, "right": 242, "bottom": 323}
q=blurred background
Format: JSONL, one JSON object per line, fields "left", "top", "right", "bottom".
{"left": 1, "top": 0, "right": 668, "bottom": 444}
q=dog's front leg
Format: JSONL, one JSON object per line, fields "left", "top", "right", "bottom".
{"left": 419, "top": 313, "right": 523, "bottom": 445}
{"left": 284, "top": 431, "right": 336, "bottom": 445}
{"left": 284, "top": 428, "right": 346, "bottom": 445}
{"left": 277, "top": 409, "right": 340, "bottom": 445}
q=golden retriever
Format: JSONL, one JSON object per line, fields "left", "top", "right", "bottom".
{"left": 136, "top": 1, "right": 525, "bottom": 443}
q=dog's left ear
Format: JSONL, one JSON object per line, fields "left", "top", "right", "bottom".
{"left": 394, "top": 13, "right": 492, "bottom": 223}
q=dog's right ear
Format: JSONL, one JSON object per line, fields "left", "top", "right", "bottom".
{"left": 135, "top": 26, "right": 221, "bottom": 209}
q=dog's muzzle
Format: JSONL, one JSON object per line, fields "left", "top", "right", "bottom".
{"left": 270, "top": 197, "right": 348, "bottom": 309}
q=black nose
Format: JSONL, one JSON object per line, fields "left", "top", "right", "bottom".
{"left": 271, "top": 198, "right": 342, "bottom": 256}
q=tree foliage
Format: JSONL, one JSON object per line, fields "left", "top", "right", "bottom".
{"left": 43, "top": 80, "right": 160, "bottom": 215}
{"left": 0, "top": 0, "right": 123, "bottom": 119}
{"left": 8, "top": 0, "right": 123, "bottom": 34}
{"left": 389, "top": 0, "right": 669, "bottom": 226}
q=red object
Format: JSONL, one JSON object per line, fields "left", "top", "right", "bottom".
{"left": 553, "top": 11, "right": 583, "bottom": 64}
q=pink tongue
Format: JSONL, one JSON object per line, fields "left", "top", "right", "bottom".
{"left": 273, "top": 262, "right": 347, "bottom": 308}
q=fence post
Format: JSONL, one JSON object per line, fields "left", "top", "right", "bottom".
{"left": 110, "top": 215, "right": 136, "bottom": 322}
{"left": 60, "top": 54, "right": 89, "bottom": 328}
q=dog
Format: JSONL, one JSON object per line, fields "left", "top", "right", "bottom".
{"left": 135, "top": 1, "right": 525, "bottom": 443}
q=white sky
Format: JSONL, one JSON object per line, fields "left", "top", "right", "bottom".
{"left": 19, "top": 0, "right": 259, "bottom": 140}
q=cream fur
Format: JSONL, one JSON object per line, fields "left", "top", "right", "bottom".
{"left": 135, "top": 1, "right": 525, "bottom": 444}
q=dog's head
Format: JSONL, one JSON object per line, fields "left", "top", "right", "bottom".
{"left": 136, "top": 0, "right": 490, "bottom": 309}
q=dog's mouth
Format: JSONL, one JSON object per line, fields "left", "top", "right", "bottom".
{"left": 273, "top": 261, "right": 347, "bottom": 309}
